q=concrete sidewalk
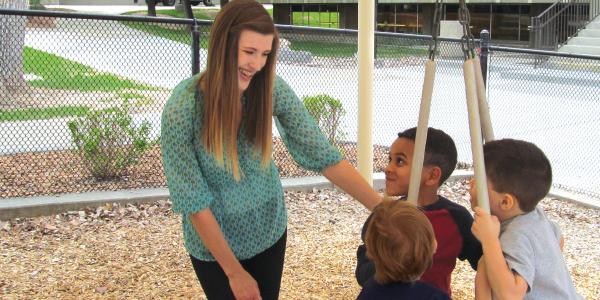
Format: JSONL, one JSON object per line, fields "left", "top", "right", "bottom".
{"left": 2, "top": 170, "right": 597, "bottom": 220}
{"left": 44, "top": 4, "right": 222, "bottom": 15}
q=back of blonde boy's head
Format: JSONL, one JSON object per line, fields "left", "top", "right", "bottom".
{"left": 365, "top": 200, "right": 436, "bottom": 284}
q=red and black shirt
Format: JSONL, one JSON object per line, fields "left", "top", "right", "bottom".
{"left": 355, "top": 196, "right": 482, "bottom": 297}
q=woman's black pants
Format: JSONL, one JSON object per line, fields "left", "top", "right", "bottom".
{"left": 190, "top": 230, "right": 287, "bottom": 300}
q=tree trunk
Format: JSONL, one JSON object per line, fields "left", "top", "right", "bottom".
{"left": 146, "top": 0, "right": 157, "bottom": 17}
{"left": 181, "top": 0, "right": 193, "bottom": 19}
{"left": 0, "top": 0, "right": 28, "bottom": 103}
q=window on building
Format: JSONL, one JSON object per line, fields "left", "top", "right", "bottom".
{"left": 377, "top": 4, "right": 423, "bottom": 34}
{"left": 291, "top": 4, "right": 340, "bottom": 29}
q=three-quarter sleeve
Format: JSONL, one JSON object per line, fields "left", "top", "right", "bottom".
{"left": 272, "top": 76, "right": 342, "bottom": 172}
{"left": 161, "top": 79, "right": 215, "bottom": 215}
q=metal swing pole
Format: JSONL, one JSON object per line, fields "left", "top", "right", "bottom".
{"left": 407, "top": 0, "right": 443, "bottom": 205}
{"left": 459, "top": 0, "right": 490, "bottom": 213}
{"left": 473, "top": 56, "right": 494, "bottom": 142}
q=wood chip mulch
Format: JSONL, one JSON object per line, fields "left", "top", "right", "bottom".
{"left": 0, "top": 139, "right": 389, "bottom": 199}
{"left": 1, "top": 180, "right": 598, "bottom": 299}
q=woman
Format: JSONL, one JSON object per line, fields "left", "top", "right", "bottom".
{"left": 160, "top": 1, "right": 382, "bottom": 299}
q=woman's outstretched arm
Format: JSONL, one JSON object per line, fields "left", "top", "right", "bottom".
{"left": 322, "top": 159, "right": 382, "bottom": 211}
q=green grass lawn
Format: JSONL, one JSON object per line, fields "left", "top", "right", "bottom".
{"left": 148, "top": 8, "right": 214, "bottom": 19}
{"left": 10, "top": 47, "right": 158, "bottom": 121}
{"left": 121, "top": 8, "right": 421, "bottom": 58}
{"left": 290, "top": 40, "right": 428, "bottom": 58}
{"left": 0, "top": 105, "right": 90, "bottom": 122}
{"left": 121, "top": 9, "right": 215, "bottom": 47}
{"left": 292, "top": 12, "right": 339, "bottom": 28}
{"left": 24, "top": 47, "right": 156, "bottom": 91}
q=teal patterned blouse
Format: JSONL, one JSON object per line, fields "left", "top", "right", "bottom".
{"left": 161, "top": 74, "right": 342, "bottom": 261}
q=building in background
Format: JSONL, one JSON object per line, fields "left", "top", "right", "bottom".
{"left": 260, "top": 0, "right": 565, "bottom": 45}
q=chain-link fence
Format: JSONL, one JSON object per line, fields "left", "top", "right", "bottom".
{"left": 0, "top": 10, "right": 201, "bottom": 198}
{"left": 486, "top": 47, "right": 600, "bottom": 199}
{"left": 1, "top": 9, "right": 599, "bottom": 203}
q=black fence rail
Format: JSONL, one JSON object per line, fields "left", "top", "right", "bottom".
{"left": 1, "top": 8, "right": 599, "bottom": 203}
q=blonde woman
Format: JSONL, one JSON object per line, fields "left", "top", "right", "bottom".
{"left": 160, "top": 1, "right": 381, "bottom": 299}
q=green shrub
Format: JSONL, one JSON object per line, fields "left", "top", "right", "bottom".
{"left": 29, "top": 0, "right": 46, "bottom": 10}
{"left": 302, "top": 94, "right": 346, "bottom": 145}
{"left": 67, "top": 100, "right": 155, "bottom": 180}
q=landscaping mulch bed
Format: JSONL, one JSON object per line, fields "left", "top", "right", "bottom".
{"left": 1, "top": 181, "right": 598, "bottom": 299}
{"left": 1, "top": 135, "right": 598, "bottom": 299}
{"left": 0, "top": 139, "right": 389, "bottom": 199}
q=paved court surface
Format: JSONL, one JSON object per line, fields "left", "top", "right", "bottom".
{"left": 2, "top": 6, "right": 599, "bottom": 199}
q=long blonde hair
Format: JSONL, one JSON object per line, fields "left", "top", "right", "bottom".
{"left": 199, "top": 0, "right": 279, "bottom": 181}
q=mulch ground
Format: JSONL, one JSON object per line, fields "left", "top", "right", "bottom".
{"left": 1, "top": 139, "right": 598, "bottom": 299}
{"left": 1, "top": 182, "right": 598, "bottom": 299}
{"left": 0, "top": 139, "right": 389, "bottom": 199}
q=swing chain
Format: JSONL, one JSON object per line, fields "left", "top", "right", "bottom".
{"left": 428, "top": 0, "right": 443, "bottom": 60}
{"left": 458, "top": 0, "right": 477, "bottom": 60}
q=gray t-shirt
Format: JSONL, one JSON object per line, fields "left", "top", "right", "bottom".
{"left": 500, "top": 206, "right": 581, "bottom": 300}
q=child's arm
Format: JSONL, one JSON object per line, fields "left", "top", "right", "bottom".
{"left": 550, "top": 219, "right": 565, "bottom": 251}
{"left": 474, "top": 257, "right": 492, "bottom": 300}
{"left": 355, "top": 214, "right": 375, "bottom": 286}
{"left": 472, "top": 207, "right": 529, "bottom": 299}
{"left": 355, "top": 244, "right": 375, "bottom": 286}
{"left": 560, "top": 236, "right": 564, "bottom": 251}
{"left": 454, "top": 205, "right": 483, "bottom": 270}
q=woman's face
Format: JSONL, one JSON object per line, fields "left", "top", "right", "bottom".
{"left": 237, "top": 30, "right": 274, "bottom": 94}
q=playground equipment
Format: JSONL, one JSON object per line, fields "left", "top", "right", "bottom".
{"left": 406, "top": 0, "right": 494, "bottom": 213}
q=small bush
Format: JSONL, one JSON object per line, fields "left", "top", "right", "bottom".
{"left": 29, "top": 0, "right": 46, "bottom": 10}
{"left": 67, "top": 100, "right": 155, "bottom": 180}
{"left": 302, "top": 94, "right": 346, "bottom": 145}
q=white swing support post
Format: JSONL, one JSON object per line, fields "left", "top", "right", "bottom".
{"left": 464, "top": 59, "right": 491, "bottom": 213}
{"left": 459, "top": 0, "right": 491, "bottom": 213}
{"left": 473, "top": 56, "right": 494, "bottom": 142}
{"left": 407, "top": 60, "right": 436, "bottom": 205}
{"left": 407, "top": 0, "right": 493, "bottom": 212}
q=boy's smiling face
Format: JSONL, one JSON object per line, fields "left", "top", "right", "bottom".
{"left": 385, "top": 138, "right": 414, "bottom": 197}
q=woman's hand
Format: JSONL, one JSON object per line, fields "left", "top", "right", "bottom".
{"left": 189, "top": 209, "right": 261, "bottom": 300}
{"left": 228, "top": 269, "right": 262, "bottom": 300}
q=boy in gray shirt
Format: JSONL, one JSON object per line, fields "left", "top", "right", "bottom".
{"left": 469, "top": 139, "right": 581, "bottom": 300}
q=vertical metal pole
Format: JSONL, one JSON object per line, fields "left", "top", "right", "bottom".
{"left": 192, "top": 18, "right": 200, "bottom": 75}
{"left": 518, "top": 5, "right": 521, "bottom": 41}
{"left": 474, "top": 30, "right": 494, "bottom": 142}
{"left": 374, "top": 0, "right": 378, "bottom": 59}
{"left": 479, "top": 29, "right": 489, "bottom": 87}
{"left": 358, "top": 0, "right": 375, "bottom": 186}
